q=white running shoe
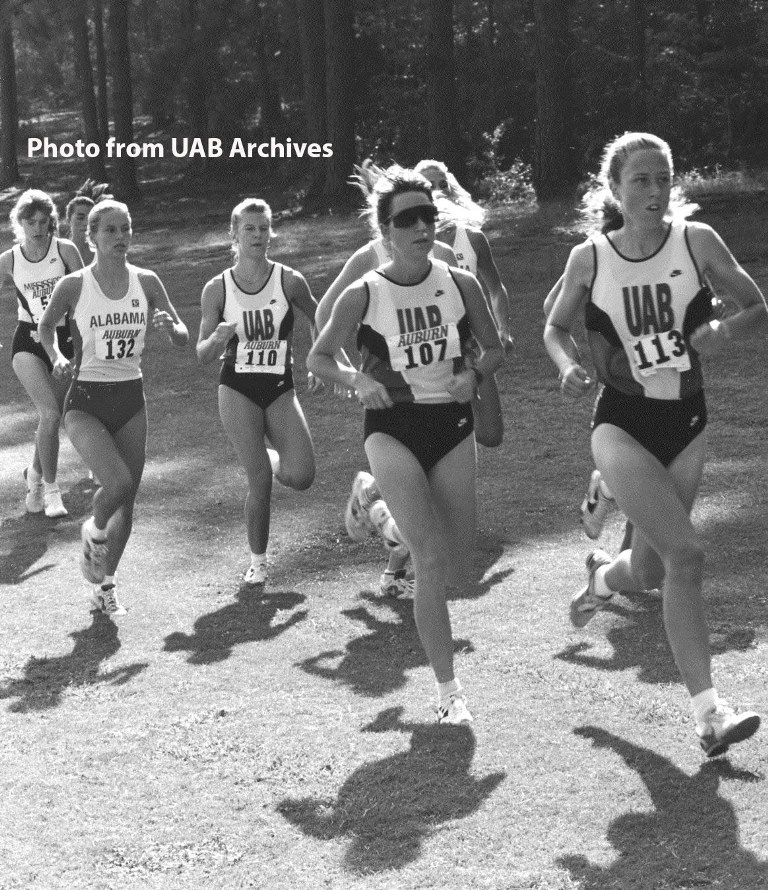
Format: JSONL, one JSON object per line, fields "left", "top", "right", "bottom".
{"left": 697, "top": 702, "right": 760, "bottom": 758}
{"left": 580, "top": 469, "right": 614, "bottom": 540}
{"left": 244, "top": 562, "right": 267, "bottom": 586}
{"left": 90, "top": 584, "right": 127, "bottom": 616}
{"left": 80, "top": 520, "right": 109, "bottom": 584}
{"left": 437, "top": 694, "right": 474, "bottom": 725}
{"left": 23, "top": 467, "right": 44, "bottom": 514}
{"left": 369, "top": 500, "right": 409, "bottom": 558}
{"left": 379, "top": 568, "right": 415, "bottom": 598}
{"left": 44, "top": 487, "right": 68, "bottom": 518}
{"left": 570, "top": 549, "right": 613, "bottom": 628}
{"left": 344, "top": 471, "right": 380, "bottom": 541}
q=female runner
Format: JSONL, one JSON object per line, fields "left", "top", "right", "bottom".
{"left": 196, "top": 198, "right": 319, "bottom": 587}
{"left": 40, "top": 199, "right": 189, "bottom": 615}
{"left": 0, "top": 189, "right": 83, "bottom": 517}
{"left": 308, "top": 169, "right": 504, "bottom": 723}
{"left": 544, "top": 132, "right": 763, "bottom": 756}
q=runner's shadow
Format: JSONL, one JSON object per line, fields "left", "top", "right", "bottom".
{"left": 0, "top": 611, "right": 147, "bottom": 713}
{"left": 0, "top": 478, "right": 94, "bottom": 585}
{"left": 164, "top": 588, "right": 308, "bottom": 665}
{"left": 554, "top": 590, "right": 757, "bottom": 687}
{"left": 559, "top": 726, "right": 767, "bottom": 889}
{"left": 278, "top": 706, "right": 506, "bottom": 874}
{"left": 297, "top": 591, "right": 474, "bottom": 697}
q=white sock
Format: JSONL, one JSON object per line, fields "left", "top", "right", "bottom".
{"left": 88, "top": 516, "right": 107, "bottom": 540}
{"left": 251, "top": 552, "right": 267, "bottom": 568}
{"left": 692, "top": 688, "right": 719, "bottom": 730}
{"left": 44, "top": 480, "right": 60, "bottom": 494}
{"left": 101, "top": 575, "right": 115, "bottom": 589}
{"left": 437, "top": 678, "right": 462, "bottom": 705}
{"left": 593, "top": 565, "right": 613, "bottom": 599}
{"left": 28, "top": 466, "right": 42, "bottom": 484}
{"left": 598, "top": 478, "right": 613, "bottom": 499}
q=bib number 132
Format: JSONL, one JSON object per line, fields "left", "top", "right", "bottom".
{"left": 98, "top": 337, "right": 135, "bottom": 360}
{"left": 631, "top": 329, "right": 690, "bottom": 376}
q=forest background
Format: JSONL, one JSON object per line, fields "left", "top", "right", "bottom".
{"left": 1, "top": 0, "right": 768, "bottom": 207}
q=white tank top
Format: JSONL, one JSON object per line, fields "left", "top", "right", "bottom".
{"left": 450, "top": 226, "right": 478, "bottom": 276}
{"left": 358, "top": 259, "right": 470, "bottom": 404}
{"left": 73, "top": 265, "right": 148, "bottom": 382}
{"left": 12, "top": 237, "right": 70, "bottom": 327}
{"left": 586, "top": 222, "right": 710, "bottom": 400}
{"left": 220, "top": 263, "right": 294, "bottom": 375}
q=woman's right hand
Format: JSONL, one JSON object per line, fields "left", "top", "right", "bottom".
{"left": 51, "top": 354, "right": 72, "bottom": 381}
{"left": 560, "top": 363, "right": 593, "bottom": 397}
{"left": 214, "top": 321, "right": 238, "bottom": 344}
{"left": 354, "top": 372, "right": 393, "bottom": 409}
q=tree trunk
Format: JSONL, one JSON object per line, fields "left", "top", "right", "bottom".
{"left": 628, "top": 0, "right": 646, "bottom": 129}
{"left": 94, "top": 0, "right": 109, "bottom": 143}
{"left": 532, "top": 0, "right": 577, "bottom": 201}
{"left": 108, "top": 0, "right": 140, "bottom": 199}
{"left": 0, "top": 1, "right": 18, "bottom": 187}
{"left": 295, "top": 0, "right": 327, "bottom": 203}
{"left": 322, "top": 0, "right": 355, "bottom": 205}
{"left": 72, "top": 0, "right": 107, "bottom": 179}
{"left": 426, "top": 0, "right": 462, "bottom": 176}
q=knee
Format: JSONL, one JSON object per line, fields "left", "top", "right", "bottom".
{"left": 281, "top": 462, "right": 315, "bottom": 491}
{"left": 38, "top": 405, "right": 61, "bottom": 429}
{"left": 103, "top": 469, "right": 137, "bottom": 505}
{"left": 666, "top": 541, "right": 705, "bottom": 585}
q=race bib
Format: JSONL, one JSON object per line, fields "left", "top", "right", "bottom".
{"left": 94, "top": 331, "right": 140, "bottom": 362}
{"left": 235, "top": 339, "right": 288, "bottom": 374}
{"left": 385, "top": 323, "right": 461, "bottom": 372}
{"left": 629, "top": 329, "right": 690, "bottom": 377}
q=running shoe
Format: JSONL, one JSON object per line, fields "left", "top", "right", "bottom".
{"left": 379, "top": 568, "right": 415, "bottom": 598}
{"left": 44, "top": 487, "right": 68, "bottom": 518}
{"left": 437, "top": 694, "right": 474, "bottom": 725}
{"left": 580, "top": 469, "right": 614, "bottom": 540}
{"left": 80, "top": 520, "right": 109, "bottom": 585}
{"left": 697, "top": 702, "right": 760, "bottom": 758}
{"left": 369, "top": 500, "right": 409, "bottom": 558}
{"left": 23, "top": 466, "right": 44, "bottom": 514}
{"left": 570, "top": 549, "right": 613, "bottom": 628}
{"left": 344, "top": 471, "right": 380, "bottom": 541}
{"left": 90, "top": 583, "right": 127, "bottom": 617}
{"left": 244, "top": 562, "right": 267, "bottom": 586}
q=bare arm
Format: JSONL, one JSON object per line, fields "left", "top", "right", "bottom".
{"left": 59, "top": 238, "right": 84, "bottom": 272}
{"left": 316, "top": 243, "right": 378, "bottom": 331}
{"left": 196, "top": 276, "right": 235, "bottom": 365}
{"left": 39, "top": 274, "right": 83, "bottom": 376}
{"left": 543, "top": 242, "right": 594, "bottom": 396}
{"left": 687, "top": 223, "right": 768, "bottom": 354}
{"left": 471, "top": 229, "right": 512, "bottom": 346}
{"left": 308, "top": 282, "right": 393, "bottom": 409}
{"left": 139, "top": 270, "right": 189, "bottom": 347}
{"left": 449, "top": 268, "right": 504, "bottom": 403}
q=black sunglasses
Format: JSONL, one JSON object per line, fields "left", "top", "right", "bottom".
{"left": 385, "top": 204, "right": 439, "bottom": 228}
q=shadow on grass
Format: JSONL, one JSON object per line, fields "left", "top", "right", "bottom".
{"left": 554, "top": 588, "right": 758, "bottom": 687}
{"left": 0, "top": 475, "right": 95, "bottom": 586}
{"left": 0, "top": 611, "right": 148, "bottom": 712}
{"left": 278, "top": 706, "right": 506, "bottom": 875}
{"left": 298, "top": 591, "right": 473, "bottom": 697}
{"left": 163, "top": 588, "right": 308, "bottom": 665}
{"left": 559, "top": 726, "right": 767, "bottom": 890}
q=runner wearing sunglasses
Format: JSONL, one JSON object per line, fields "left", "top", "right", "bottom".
{"left": 308, "top": 169, "right": 504, "bottom": 724}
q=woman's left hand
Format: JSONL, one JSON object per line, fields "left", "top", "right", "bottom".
{"left": 447, "top": 369, "right": 477, "bottom": 404}
{"left": 152, "top": 309, "right": 176, "bottom": 336}
{"left": 689, "top": 319, "right": 731, "bottom": 355}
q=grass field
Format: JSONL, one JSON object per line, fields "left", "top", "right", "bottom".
{"left": 1, "top": 170, "right": 767, "bottom": 889}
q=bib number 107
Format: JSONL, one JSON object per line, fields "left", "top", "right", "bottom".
{"left": 402, "top": 338, "right": 447, "bottom": 369}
